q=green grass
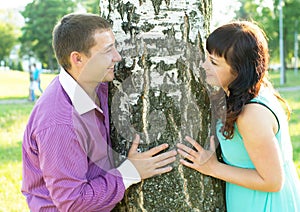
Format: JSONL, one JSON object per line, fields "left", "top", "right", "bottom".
{"left": 279, "top": 90, "right": 300, "bottom": 175}
{"left": 0, "top": 103, "right": 34, "bottom": 211}
{"left": 0, "top": 70, "right": 56, "bottom": 211}
{"left": 269, "top": 69, "right": 300, "bottom": 88}
{"left": 0, "top": 69, "right": 299, "bottom": 211}
{"left": 0, "top": 70, "right": 56, "bottom": 99}
{"left": 270, "top": 69, "right": 300, "bottom": 175}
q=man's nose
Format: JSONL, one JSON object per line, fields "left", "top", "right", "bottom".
{"left": 113, "top": 49, "right": 122, "bottom": 62}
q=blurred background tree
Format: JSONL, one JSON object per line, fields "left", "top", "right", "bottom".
{"left": 77, "top": 0, "right": 100, "bottom": 14}
{"left": 19, "top": 0, "right": 77, "bottom": 71}
{"left": 19, "top": 0, "right": 101, "bottom": 71}
{"left": 0, "top": 18, "right": 18, "bottom": 66}
{"left": 235, "top": 0, "right": 300, "bottom": 68}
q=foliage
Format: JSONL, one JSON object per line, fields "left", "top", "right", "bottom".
{"left": 17, "top": 61, "right": 24, "bottom": 72}
{"left": 8, "top": 61, "right": 23, "bottom": 71}
{"left": 0, "top": 22, "right": 18, "bottom": 62}
{"left": 19, "top": 0, "right": 101, "bottom": 71}
{"left": 78, "top": 0, "right": 100, "bottom": 14}
{"left": 280, "top": 0, "right": 300, "bottom": 63}
{"left": 234, "top": 0, "right": 300, "bottom": 66}
{"left": 20, "top": 0, "right": 77, "bottom": 71}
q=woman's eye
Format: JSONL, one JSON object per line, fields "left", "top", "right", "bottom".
{"left": 211, "top": 60, "right": 217, "bottom": 65}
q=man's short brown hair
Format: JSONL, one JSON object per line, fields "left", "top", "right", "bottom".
{"left": 52, "top": 13, "right": 111, "bottom": 71}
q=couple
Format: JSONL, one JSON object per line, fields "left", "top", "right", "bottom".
{"left": 22, "top": 13, "right": 300, "bottom": 211}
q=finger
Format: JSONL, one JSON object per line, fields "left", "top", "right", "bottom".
{"left": 185, "top": 136, "right": 204, "bottom": 152}
{"left": 210, "top": 135, "right": 216, "bottom": 151}
{"left": 179, "top": 159, "right": 195, "bottom": 169}
{"left": 144, "top": 143, "right": 169, "bottom": 157}
{"left": 177, "top": 149, "right": 195, "bottom": 162}
{"left": 128, "top": 134, "right": 140, "bottom": 154}
{"left": 176, "top": 143, "right": 197, "bottom": 158}
{"left": 152, "top": 150, "right": 177, "bottom": 163}
{"left": 152, "top": 166, "right": 173, "bottom": 176}
{"left": 155, "top": 155, "right": 176, "bottom": 168}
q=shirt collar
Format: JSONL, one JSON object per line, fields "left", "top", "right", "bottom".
{"left": 59, "top": 69, "right": 103, "bottom": 115}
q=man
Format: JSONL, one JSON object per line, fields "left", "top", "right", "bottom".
{"left": 22, "top": 13, "right": 177, "bottom": 211}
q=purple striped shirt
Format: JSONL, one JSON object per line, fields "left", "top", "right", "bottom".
{"left": 22, "top": 70, "right": 131, "bottom": 211}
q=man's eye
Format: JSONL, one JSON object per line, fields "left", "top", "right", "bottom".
{"left": 106, "top": 47, "right": 116, "bottom": 53}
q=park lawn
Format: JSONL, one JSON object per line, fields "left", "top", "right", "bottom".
{"left": 270, "top": 70, "right": 300, "bottom": 175}
{"left": 0, "top": 70, "right": 56, "bottom": 99}
{"left": 0, "top": 70, "right": 299, "bottom": 211}
{"left": 279, "top": 90, "right": 300, "bottom": 175}
{"left": 0, "top": 70, "right": 57, "bottom": 211}
{"left": 0, "top": 103, "right": 33, "bottom": 211}
{"left": 269, "top": 69, "right": 300, "bottom": 88}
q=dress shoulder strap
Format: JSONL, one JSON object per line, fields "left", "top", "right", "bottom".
{"left": 246, "top": 95, "right": 280, "bottom": 133}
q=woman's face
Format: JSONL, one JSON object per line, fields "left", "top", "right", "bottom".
{"left": 202, "top": 52, "right": 237, "bottom": 93}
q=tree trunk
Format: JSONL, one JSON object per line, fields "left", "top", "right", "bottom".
{"left": 100, "top": 0, "right": 226, "bottom": 211}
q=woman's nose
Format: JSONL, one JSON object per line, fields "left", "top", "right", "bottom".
{"left": 201, "top": 59, "right": 208, "bottom": 69}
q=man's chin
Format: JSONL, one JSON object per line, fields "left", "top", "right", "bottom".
{"left": 101, "top": 74, "right": 115, "bottom": 83}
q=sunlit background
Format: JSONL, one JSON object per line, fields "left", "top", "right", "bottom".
{"left": 0, "top": 0, "right": 299, "bottom": 211}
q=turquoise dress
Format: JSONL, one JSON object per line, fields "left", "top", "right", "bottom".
{"left": 217, "top": 87, "right": 300, "bottom": 212}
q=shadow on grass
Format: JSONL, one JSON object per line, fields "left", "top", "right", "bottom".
{"left": 0, "top": 96, "right": 28, "bottom": 101}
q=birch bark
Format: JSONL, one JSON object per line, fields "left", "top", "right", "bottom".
{"left": 100, "top": 0, "right": 225, "bottom": 211}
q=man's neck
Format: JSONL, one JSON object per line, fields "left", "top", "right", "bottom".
{"left": 79, "top": 81, "right": 100, "bottom": 106}
{"left": 68, "top": 69, "right": 100, "bottom": 106}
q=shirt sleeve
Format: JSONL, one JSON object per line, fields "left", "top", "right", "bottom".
{"left": 36, "top": 125, "right": 126, "bottom": 211}
{"left": 117, "top": 159, "right": 141, "bottom": 189}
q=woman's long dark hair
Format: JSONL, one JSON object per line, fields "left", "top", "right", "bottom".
{"left": 207, "top": 21, "right": 290, "bottom": 139}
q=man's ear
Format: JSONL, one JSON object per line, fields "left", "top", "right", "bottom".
{"left": 70, "top": 51, "right": 83, "bottom": 66}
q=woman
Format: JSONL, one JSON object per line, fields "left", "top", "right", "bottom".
{"left": 177, "top": 21, "right": 300, "bottom": 212}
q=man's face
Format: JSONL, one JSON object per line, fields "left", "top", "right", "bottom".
{"left": 79, "top": 29, "right": 122, "bottom": 85}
